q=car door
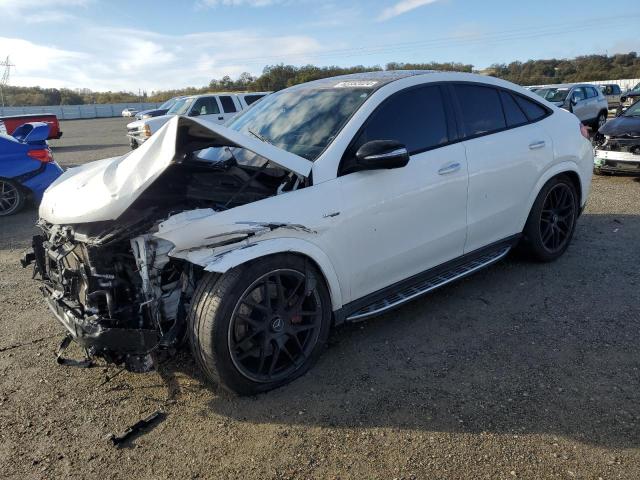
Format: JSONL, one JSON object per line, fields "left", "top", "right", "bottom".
{"left": 218, "top": 95, "right": 241, "bottom": 122}
{"left": 570, "top": 87, "right": 589, "bottom": 122}
{"left": 333, "top": 84, "right": 469, "bottom": 302}
{"left": 451, "top": 84, "right": 553, "bottom": 253}
{"left": 584, "top": 86, "right": 600, "bottom": 120}
{"left": 189, "top": 96, "right": 225, "bottom": 124}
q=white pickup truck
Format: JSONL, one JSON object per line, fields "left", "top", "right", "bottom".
{"left": 126, "top": 92, "right": 270, "bottom": 149}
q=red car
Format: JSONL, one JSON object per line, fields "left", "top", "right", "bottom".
{"left": 0, "top": 114, "right": 62, "bottom": 139}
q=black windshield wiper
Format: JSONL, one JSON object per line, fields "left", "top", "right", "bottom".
{"left": 248, "top": 129, "right": 273, "bottom": 146}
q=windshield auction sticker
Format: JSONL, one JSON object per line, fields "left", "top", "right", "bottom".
{"left": 334, "top": 81, "right": 378, "bottom": 88}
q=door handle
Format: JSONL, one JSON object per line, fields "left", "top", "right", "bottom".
{"left": 218, "top": 116, "right": 224, "bottom": 120}
{"left": 529, "top": 140, "right": 546, "bottom": 150}
{"left": 438, "top": 162, "right": 461, "bottom": 175}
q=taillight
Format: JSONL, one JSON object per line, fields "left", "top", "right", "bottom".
{"left": 580, "top": 124, "right": 591, "bottom": 140}
{"left": 27, "top": 148, "right": 53, "bottom": 163}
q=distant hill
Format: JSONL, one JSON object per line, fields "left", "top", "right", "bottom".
{"left": 2, "top": 53, "right": 639, "bottom": 107}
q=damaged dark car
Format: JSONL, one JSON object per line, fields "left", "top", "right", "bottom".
{"left": 594, "top": 100, "right": 640, "bottom": 175}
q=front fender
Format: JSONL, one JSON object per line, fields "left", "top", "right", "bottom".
{"left": 188, "top": 237, "right": 344, "bottom": 311}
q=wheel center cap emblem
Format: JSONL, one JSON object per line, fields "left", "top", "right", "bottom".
{"left": 271, "top": 317, "right": 284, "bottom": 332}
{"left": 552, "top": 214, "right": 559, "bottom": 223}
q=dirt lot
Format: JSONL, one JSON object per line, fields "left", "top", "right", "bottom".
{"left": 1, "top": 118, "right": 639, "bottom": 479}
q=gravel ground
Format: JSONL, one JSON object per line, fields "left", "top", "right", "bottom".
{"left": 1, "top": 118, "right": 639, "bottom": 479}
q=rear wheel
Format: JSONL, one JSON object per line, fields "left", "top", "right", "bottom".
{"left": 521, "top": 175, "right": 579, "bottom": 262}
{"left": 0, "top": 179, "right": 25, "bottom": 216}
{"left": 188, "top": 254, "right": 331, "bottom": 395}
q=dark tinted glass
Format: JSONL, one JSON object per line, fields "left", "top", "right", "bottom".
{"left": 514, "top": 94, "right": 547, "bottom": 121}
{"left": 455, "top": 85, "right": 506, "bottom": 136}
{"left": 353, "top": 85, "right": 448, "bottom": 153}
{"left": 499, "top": 91, "right": 527, "bottom": 127}
{"left": 219, "top": 96, "right": 237, "bottom": 113}
{"left": 613, "top": 85, "right": 621, "bottom": 94}
{"left": 586, "top": 87, "right": 598, "bottom": 98}
{"left": 244, "top": 94, "right": 265, "bottom": 105}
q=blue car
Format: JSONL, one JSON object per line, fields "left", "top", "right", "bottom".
{"left": 0, "top": 122, "right": 63, "bottom": 216}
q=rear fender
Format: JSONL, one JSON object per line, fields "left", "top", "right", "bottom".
{"left": 521, "top": 161, "right": 583, "bottom": 231}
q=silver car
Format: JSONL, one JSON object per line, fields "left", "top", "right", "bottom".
{"left": 535, "top": 83, "right": 609, "bottom": 129}
{"left": 599, "top": 84, "right": 622, "bottom": 110}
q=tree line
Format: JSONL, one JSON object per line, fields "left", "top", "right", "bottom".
{"left": 2, "top": 53, "right": 640, "bottom": 107}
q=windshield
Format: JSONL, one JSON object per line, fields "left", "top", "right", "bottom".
{"left": 167, "top": 97, "right": 194, "bottom": 115}
{"left": 225, "top": 86, "right": 373, "bottom": 161}
{"left": 630, "top": 83, "right": 640, "bottom": 93}
{"left": 159, "top": 98, "right": 178, "bottom": 110}
{"left": 623, "top": 101, "right": 640, "bottom": 117}
{"left": 535, "top": 88, "right": 570, "bottom": 102}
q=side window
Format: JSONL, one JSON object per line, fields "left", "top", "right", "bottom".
{"left": 454, "top": 84, "right": 506, "bottom": 136}
{"left": 219, "top": 96, "right": 237, "bottom": 113}
{"left": 350, "top": 85, "right": 448, "bottom": 155}
{"left": 572, "top": 87, "right": 586, "bottom": 102}
{"left": 191, "top": 97, "right": 220, "bottom": 115}
{"left": 513, "top": 94, "right": 548, "bottom": 122}
{"left": 244, "top": 94, "right": 265, "bottom": 106}
{"left": 499, "top": 90, "right": 527, "bottom": 127}
{"left": 613, "top": 85, "right": 621, "bottom": 95}
{"left": 586, "top": 87, "right": 598, "bottom": 98}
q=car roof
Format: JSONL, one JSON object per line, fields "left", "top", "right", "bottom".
{"left": 541, "top": 83, "right": 598, "bottom": 89}
{"left": 296, "top": 70, "right": 437, "bottom": 90}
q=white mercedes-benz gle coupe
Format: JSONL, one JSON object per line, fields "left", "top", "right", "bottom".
{"left": 24, "top": 71, "right": 593, "bottom": 395}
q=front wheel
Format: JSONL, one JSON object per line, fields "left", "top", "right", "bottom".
{"left": 521, "top": 175, "right": 579, "bottom": 262}
{"left": 596, "top": 111, "right": 607, "bottom": 130}
{"left": 188, "top": 254, "right": 332, "bottom": 395}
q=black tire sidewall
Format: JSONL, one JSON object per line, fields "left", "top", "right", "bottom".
{"left": 523, "top": 175, "right": 579, "bottom": 262}
{"left": 190, "top": 254, "right": 332, "bottom": 395}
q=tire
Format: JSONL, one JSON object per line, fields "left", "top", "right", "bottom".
{"left": 593, "top": 167, "right": 604, "bottom": 176}
{"left": 188, "top": 254, "right": 332, "bottom": 395}
{"left": 0, "top": 179, "right": 26, "bottom": 216}
{"left": 521, "top": 175, "right": 579, "bottom": 262}
{"left": 596, "top": 111, "right": 607, "bottom": 130}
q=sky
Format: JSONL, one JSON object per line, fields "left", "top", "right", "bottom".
{"left": 0, "top": 0, "right": 638, "bottom": 92}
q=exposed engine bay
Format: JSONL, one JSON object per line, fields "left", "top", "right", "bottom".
{"left": 594, "top": 106, "right": 640, "bottom": 174}
{"left": 23, "top": 118, "right": 309, "bottom": 372}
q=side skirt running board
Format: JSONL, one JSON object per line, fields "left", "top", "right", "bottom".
{"left": 337, "top": 236, "right": 519, "bottom": 323}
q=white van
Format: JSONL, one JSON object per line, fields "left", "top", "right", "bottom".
{"left": 126, "top": 92, "right": 270, "bottom": 149}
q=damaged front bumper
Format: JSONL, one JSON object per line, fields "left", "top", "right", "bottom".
{"left": 22, "top": 227, "right": 190, "bottom": 372}
{"left": 42, "top": 286, "right": 159, "bottom": 358}
{"left": 594, "top": 137, "right": 640, "bottom": 174}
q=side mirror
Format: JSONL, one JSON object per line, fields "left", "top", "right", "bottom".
{"left": 354, "top": 140, "right": 410, "bottom": 171}
{"left": 570, "top": 94, "right": 580, "bottom": 106}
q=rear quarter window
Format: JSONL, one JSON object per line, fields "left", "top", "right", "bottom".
{"left": 499, "top": 90, "right": 528, "bottom": 127}
{"left": 513, "top": 94, "right": 548, "bottom": 122}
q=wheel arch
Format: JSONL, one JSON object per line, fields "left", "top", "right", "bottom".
{"left": 521, "top": 163, "right": 583, "bottom": 231}
{"left": 200, "top": 238, "right": 344, "bottom": 311}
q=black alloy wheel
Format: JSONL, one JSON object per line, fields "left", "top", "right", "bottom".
{"left": 228, "top": 269, "right": 323, "bottom": 383}
{"left": 539, "top": 182, "right": 576, "bottom": 254}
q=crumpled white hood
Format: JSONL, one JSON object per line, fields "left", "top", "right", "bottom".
{"left": 40, "top": 116, "right": 313, "bottom": 225}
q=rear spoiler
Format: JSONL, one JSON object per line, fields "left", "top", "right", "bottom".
{"left": 12, "top": 122, "right": 50, "bottom": 144}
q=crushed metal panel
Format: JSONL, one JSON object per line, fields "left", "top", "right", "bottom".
{"left": 39, "top": 116, "right": 312, "bottom": 225}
